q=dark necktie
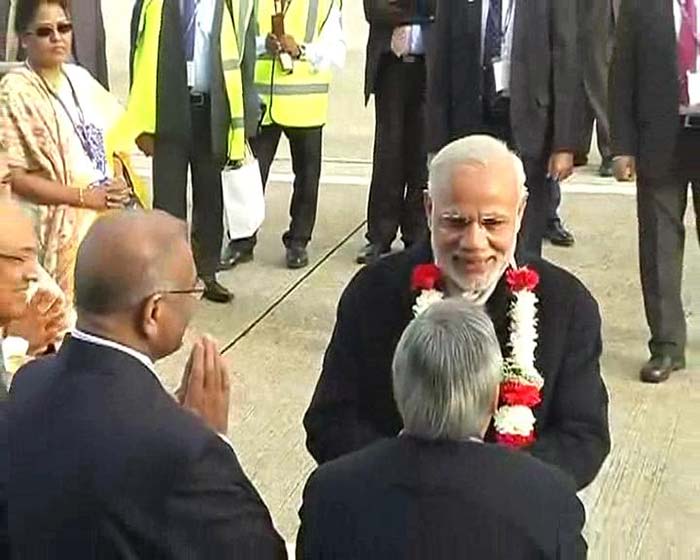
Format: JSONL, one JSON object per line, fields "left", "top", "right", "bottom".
{"left": 180, "top": 0, "right": 196, "bottom": 61}
{"left": 678, "top": 0, "right": 698, "bottom": 105}
{"left": 484, "top": 0, "right": 502, "bottom": 64}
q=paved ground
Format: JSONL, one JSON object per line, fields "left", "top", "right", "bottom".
{"left": 104, "top": 2, "right": 700, "bottom": 557}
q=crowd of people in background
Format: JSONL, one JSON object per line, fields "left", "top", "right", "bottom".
{"left": 0, "top": 0, "right": 698, "bottom": 557}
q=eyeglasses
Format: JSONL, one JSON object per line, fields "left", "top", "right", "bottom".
{"left": 158, "top": 279, "right": 206, "bottom": 298}
{"left": 28, "top": 22, "right": 73, "bottom": 39}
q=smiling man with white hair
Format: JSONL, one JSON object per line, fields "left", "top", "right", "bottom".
{"left": 298, "top": 299, "right": 587, "bottom": 559}
{"left": 304, "top": 134, "right": 611, "bottom": 490}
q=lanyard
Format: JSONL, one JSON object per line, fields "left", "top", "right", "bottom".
{"left": 487, "top": 0, "right": 516, "bottom": 47}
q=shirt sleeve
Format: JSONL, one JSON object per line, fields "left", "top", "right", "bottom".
{"left": 303, "top": 6, "right": 347, "bottom": 72}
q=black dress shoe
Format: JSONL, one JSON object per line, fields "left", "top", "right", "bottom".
{"left": 544, "top": 220, "right": 575, "bottom": 247}
{"left": 598, "top": 157, "right": 613, "bottom": 178}
{"left": 218, "top": 245, "right": 254, "bottom": 272}
{"left": 286, "top": 245, "right": 309, "bottom": 269}
{"left": 356, "top": 243, "right": 391, "bottom": 265}
{"left": 202, "top": 276, "right": 234, "bottom": 303}
{"left": 640, "top": 355, "right": 685, "bottom": 384}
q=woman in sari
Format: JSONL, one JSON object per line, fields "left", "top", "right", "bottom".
{"left": 0, "top": 0, "right": 145, "bottom": 306}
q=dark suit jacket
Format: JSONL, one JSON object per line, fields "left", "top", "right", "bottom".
{"left": 298, "top": 436, "right": 587, "bottom": 559}
{"left": 130, "top": 0, "right": 260, "bottom": 162}
{"left": 609, "top": 0, "right": 681, "bottom": 180}
{"left": 363, "top": 0, "right": 434, "bottom": 103}
{"left": 426, "top": 0, "right": 578, "bottom": 158}
{"left": 71, "top": 0, "right": 109, "bottom": 88}
{"left": 8, "top": 337, "right": 287, "bottom": 558}
{"left": 304, "top": 242, "right": 610, "bottom": 489}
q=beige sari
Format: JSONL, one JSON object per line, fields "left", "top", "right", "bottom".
{"left": 0, "top": 64, "right": 146, "bottom": 305}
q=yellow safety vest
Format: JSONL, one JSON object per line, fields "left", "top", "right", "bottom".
{"left": 255, "top": 0, "right": 336, "bottom": 127}
{"left": 127, "top": 0, "right": 252, "bottom": 161}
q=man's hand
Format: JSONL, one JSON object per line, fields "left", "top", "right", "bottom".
{"left": 548, "top": 151, "right": 574, "bottom": 182}
{"left": 179, "top": 336, "right": 231, "bottom": 435}
{"left": 265, "top": 33, "right": 281, "bottom": 55}
{"left": 135, "top": 133, "right": 155, "bottom": 157}
{"left": 5, "top": 289, "right": 67, "bottom": 356}
{"left": 613, "top": 156, "right": 636, "bottom": 182}
{"left": 279, "top": 34, "right": 301, "bottom": 58}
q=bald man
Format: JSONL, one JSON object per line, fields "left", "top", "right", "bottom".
{"left": 8, "top": 210, "right": 286, "bottom": 558}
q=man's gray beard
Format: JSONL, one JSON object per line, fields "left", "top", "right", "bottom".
{"left": 451, "top": 260, "right": 509, "bottom": 305}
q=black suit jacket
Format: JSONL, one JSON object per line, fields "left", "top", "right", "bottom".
{"left": 298, "top": 436, "right": 587, "bottom": 559}
{"left": 426, "top": 0, "right": 578, "bottom": 158}
{"left": 609, "top": 0, "right": 681, "bottom": 180}
{"left": 9, "top": 337, "right": 286, "bottom": 558}
{"left": 304, "top": 242, "right": 610, "bottom": 489}
{"left": 363, "top": 0, "right": 434, "bottom": 103}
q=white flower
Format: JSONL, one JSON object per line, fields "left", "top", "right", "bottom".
{"left": 412, "top": 289, "right": 444, "bottom": 316}
{"left": 494, "top": 405, "right": 537, "bottom": 436}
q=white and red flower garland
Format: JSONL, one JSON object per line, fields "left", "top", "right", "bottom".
{"left": 410, "top": 263, "right": 543, "bottom": 448}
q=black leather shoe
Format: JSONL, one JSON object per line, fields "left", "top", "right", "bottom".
{"left": 286, "top": 246, "right": 309, "bottom": 269}
{"left": 356, "top": 243, "right": 391, "bottom": 265}
{"left": 202, "top": 276, "right": 234, "bottom": 303}
{"left": 639, "top": 355, "right": 685, "bottom": 384}
{"left": 544, "top": 220, "right": 575, "bottom": 247}
{"left": 218, "top": 246, "right": 254, "bottom": 272}
{"left": 598, "top": 157, "right": 613, "bottom": 178}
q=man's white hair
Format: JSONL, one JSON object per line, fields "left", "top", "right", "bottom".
{"left": 428, "top": 135, "right": 527, "bottom": 200}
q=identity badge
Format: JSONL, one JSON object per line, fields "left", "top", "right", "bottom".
{"left": 186, "top": 61, "right": 195, "bottom": 88}
{"left": 688, "top": 71, "right": 700, "bottom": 107}
{"left": 493, "top": 58, "right": 511, "bottom": 95}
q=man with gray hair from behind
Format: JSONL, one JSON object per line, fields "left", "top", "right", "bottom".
{"left": 298, "top": 298, "right": 587, "bottom": 559}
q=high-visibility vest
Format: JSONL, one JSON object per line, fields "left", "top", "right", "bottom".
{"left": 255, "top": 0, "right": 336, "bottom": 128}
{"left": 127, "top": 0, "right": 252, "bottom": 161}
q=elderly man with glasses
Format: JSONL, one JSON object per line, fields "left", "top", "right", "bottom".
{"left": 305, "top": 134, "right": 611, "bottom": 491}
{"left": 8, "top": 209, "right": 286, "bottom": 558}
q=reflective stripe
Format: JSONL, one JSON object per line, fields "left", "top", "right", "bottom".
{"left": 255, "top": 82, "right": 330, "bottom": 95}
{"left": 305, "top": 0, "right": 319, "bottom": 43}
{"left": 237, "top": 0, "right": 249, "bottom": 54}
{"left": 231, "top": 117, "right": 245, "bottom": 128}
{"left": 223, "top": 58, "right": 240, "bottom": 71}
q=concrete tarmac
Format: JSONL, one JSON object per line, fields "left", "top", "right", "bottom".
{"left": 100, "top": 2, "right": 700, "bottom": 557}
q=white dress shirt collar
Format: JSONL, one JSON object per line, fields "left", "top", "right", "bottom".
{"left": 71, "top": 329, "right": 158, "bottom": 379}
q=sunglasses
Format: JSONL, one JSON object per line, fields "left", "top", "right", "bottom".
{"left": 29, "top": 22, "right": 73, "bottom": 38}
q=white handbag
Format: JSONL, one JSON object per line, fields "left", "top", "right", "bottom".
{"left": 221, "top": 145, "right": 265, "bottom": 239}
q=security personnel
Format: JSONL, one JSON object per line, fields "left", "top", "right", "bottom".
{"left": 225, "top": 0, "right": 345, "bottom": 269}
{"left": 128, "top": 0, "right": 259, "bottom": 302}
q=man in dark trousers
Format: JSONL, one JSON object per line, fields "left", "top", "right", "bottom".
{"left": 610, "top": 0, "right": 699, "bottom": 383}
{"left": 304, "top": 136, "right": 610, "bottom": 490}
{"left": 426, "top": 0, "right": 578, "bottom": 258}
{"left": 298, "top": 299, "right": 587, "bottom": 559}
{"left": 8, "top": 210, "right": 287, "bottom": 558}
{"left": 129, "top": 0, "right": 259, "bottom": 302}
{"left": 356, "top": 0, "right": 433, "bottom": 265}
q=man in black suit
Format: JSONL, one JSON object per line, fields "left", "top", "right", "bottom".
{"left": 304, "top": 135, "right": 610, "bottom": 490}
{"left": 357, "top": 0, "right": 434, "bottom": 264}
{"left": 426, "top": 0, "right": 578, "bottom": 258}
{"left": 8, "top": 210, "right": 286, "bottom": 558}
{"left": 610, "top": 0, "right": 700, "bottom": 383}
{"left": 298, "top": 299, "right": 587, "bottom": 559}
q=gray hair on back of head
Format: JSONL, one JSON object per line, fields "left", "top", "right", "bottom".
{"left": 392, "top": 298, "right": 503, "bottom": 441}
{"left": 428, "top": 135, "right": 527, "bottom": 200}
